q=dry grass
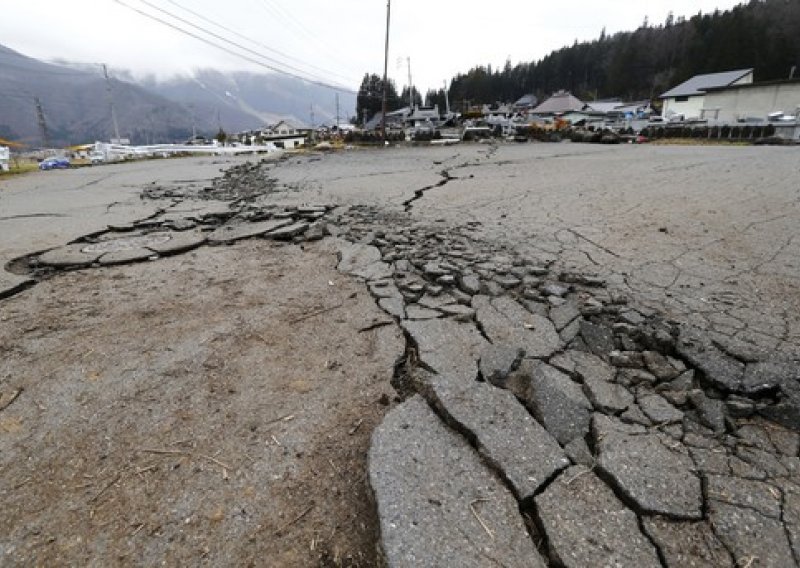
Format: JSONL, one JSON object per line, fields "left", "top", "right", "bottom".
{"left": 0, "top": 161, "right": 38, "bottom": 178}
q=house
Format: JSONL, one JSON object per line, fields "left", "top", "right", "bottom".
{"left": 407, "top": 105, "right": 441, "bottom": 128}
{"left": 365, "top": 107, "right": 411, "bottom": 131}
{"left": 659, "top": 69, "right": 753, "bottom": 121}
{"left": 482, "top": 103, "right": 513, "bottom": 118}
{"left": 262, "top": 120, "right": 307, "bottom": 148}
{"left": 700, "top": 78, "right": 800, "bottom": 126}
{"left": 241, "top": 119, "right": 308, "bottom": 149}
{"left": 513, "top": 94, "right": 539, "bottom": 112}
{"left": 531, "top": 90, "right": 586, "bottom": 115}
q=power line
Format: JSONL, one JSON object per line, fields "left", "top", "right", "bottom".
{"left": 112, "top": 0, "right": 354, "bottom": 93}
{"left": 256, "top": 0, "right": 361, "bottom": 77}
{"left": 162, "top": 0, "right": 353, "bottom": 84}
{"left": 135, "top": 0, "right": 346, "bottom": 87}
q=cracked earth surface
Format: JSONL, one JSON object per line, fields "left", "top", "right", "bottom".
{"left": 2, "top": 143, "right": 800, "bottom": 566}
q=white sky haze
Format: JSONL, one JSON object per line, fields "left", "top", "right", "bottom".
{"left": 1, "top": 0, "right": 746, "bottom": 93}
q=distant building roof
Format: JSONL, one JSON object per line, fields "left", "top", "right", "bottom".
{"left": 364, "top": 107, "right": 410, "bottom": 130}
{"left": 409, "top": 105, "right": 439, "bottom": 120}
{"left": 263, "top": 119, "right": 309, "bottom": 132}
{"left": 659, "top": 69, "right": 753, "bottom": 99}
{"left": 585, "top": 100, "right": 622, "bottom": 113}
{"left": 513, "top": 94, "right": 539, "bottom": 108}
{"left": 532, "top": 90, "right": 586, "bottom": 114}
{"left": 702, "top": 77, "right": 800, "bottom": 92}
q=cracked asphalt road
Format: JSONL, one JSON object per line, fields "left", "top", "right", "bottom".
{"left": 0, "top": 155, "right": 259, "bottom": 263}
{"left": 2, "top": 143, "right": 800, "bottom": 566}
{"left": 263, "top": 143, "right": 800, "bottom": 352}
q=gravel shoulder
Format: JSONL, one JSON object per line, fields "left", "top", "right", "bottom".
{"left": 0, "top": 239, "right": 403, "bottom": 566}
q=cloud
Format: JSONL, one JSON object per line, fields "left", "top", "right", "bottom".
{"left": 0, "top": 0, "right": 745, "bottom": 91}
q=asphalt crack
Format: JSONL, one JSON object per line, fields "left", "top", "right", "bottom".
{"left": 402, "top": 169, "right": 456, "bottom": 212}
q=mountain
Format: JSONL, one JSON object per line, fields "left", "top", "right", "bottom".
{"left": 141, "top": 69, "right": 354, "bottom": 133}
{"left": 0, "top": 45, "right": 199, "bottom": 146}
{"left": 445, "top": 0, "right": 800, "bottom": 106}
{"left": 0, "top": 45, "right": 355, "bottom": 147}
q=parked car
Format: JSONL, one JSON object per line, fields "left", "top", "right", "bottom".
{"left": 39, "top": 157, "right": 70, "bottom": 170}
{"left": 88, "top": 151, "right": 106, "bottom": 165}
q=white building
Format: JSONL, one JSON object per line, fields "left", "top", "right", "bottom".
{"left": 660, "top": 69, "right": 753, "bottom": 120}
{"left": 701, "top": 78, "right": 800, "bottom": 124}
{"left": 256, "top": 120, "right": 307, "bottom": 149}
{"left": 0, "top": 146, "right": 9, "bottom": 172}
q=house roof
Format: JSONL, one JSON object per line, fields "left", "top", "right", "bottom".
{"left": 586, "top": 100, "right": 622, "bottom": 113}
{"left": 702, "top": 77, "right": 800, "bottom": 93}
{"left": 409, "top": 106, "right": 439, "bottom": 120}
{"left": 514, "top": 94, "right": 539, "bottom": 108}
{"left": 659, "top": 69, "right": 753, "bottom": 99}
{"left": 364, "top": 107, "right": 410, "bottom": 130}
{"left": 532, "top": 91, "right": 586, "bottom": 114}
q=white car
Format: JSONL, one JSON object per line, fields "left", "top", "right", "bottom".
{"left": 89, "top": 151, "right": 106, "bottom": 164}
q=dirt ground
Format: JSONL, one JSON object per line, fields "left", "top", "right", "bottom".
{"left": 0, "top": 238, "right": 403, "bottom": 566}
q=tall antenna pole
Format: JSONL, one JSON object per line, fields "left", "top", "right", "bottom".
{"left": 309, "top": 103, "right": 316, "bottom": 143}
{"left": 34, "top": 97, "right": 50, "bottom": 148}
{"left": 381, "top": 0, "right": 391, "bottom": 145}
{"left": 189, "top": 103, "right": 197, "bottom": 139}
{"left": 102, "top": 64, "right": 121, "bottom": 143}
{"left": 407, "top": 57, "right": 413, "bottom": 110}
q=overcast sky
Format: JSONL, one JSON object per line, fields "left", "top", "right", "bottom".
{"left": 2, "top": 0, "right": 745, "bottom": 93}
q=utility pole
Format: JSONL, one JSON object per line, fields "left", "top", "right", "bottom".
{"left": 381, "top": 0, "right": 391, "bottom": 145}
{"left": 33, "top": 97, "right": 50, "bottom": 149}
{"left": 335, "top": 93, "right": 340, "bottom": 130}
{"left": 443, "top": 80, "right": 451, "bottom": 115}
{"left": 102, "top": 64, "right": 121, "bottom": 143}
{"left": 309, "top": 104, "right": 315, "bottom": 128}
{"left": 407, "top": 57, "right": 413, "bottom": 111}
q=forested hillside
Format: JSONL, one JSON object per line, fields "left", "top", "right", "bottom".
{"left": 434, "top": 0, "right": 799, "bottom": 108}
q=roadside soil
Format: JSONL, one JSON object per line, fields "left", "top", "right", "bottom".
{"left": 0, "top": 238, "right": 403, "bottom": 567}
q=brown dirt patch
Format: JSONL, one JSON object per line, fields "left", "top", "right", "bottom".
{"left": 0, "top": 239, "right": 403, "bottom": 566}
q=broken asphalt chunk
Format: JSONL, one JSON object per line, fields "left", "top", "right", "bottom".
{"left": 337, "top": 242, "right": 393, "bottom": 281}
{"left": 429, "top": 376, "right": 570, "bottom": 501}
{"left": 265, "top": 221, "right": 309, "bottom": 240}
{"left": 593, "top": 414, "right": 703, "bottom": 520}
{"left": 207, "top": 218, "right": 293, "bottom": 244}
{"left": 473, "top": 295, "right": 562, "bottom": 358}
{"left": 677, "top": 335, "right": 745, "bottom": 393}
{"left": 368, "top": 396, "right": 546, "bottom": 568}
{"left": 535, "top": 466, "right": 661, "bottom": 568}
{"left": 522, "top": 362, "right": 592, "bottom": 445}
